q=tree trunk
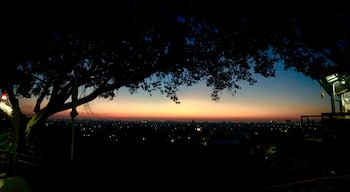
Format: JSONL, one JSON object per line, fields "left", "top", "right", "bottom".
{"left": 25, "top": 109, "right": 50, "bottom": 147}
{"left": 9, "top": 100, "right": 28, "bottom": 154}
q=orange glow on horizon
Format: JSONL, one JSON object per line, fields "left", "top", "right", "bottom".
{"left": 19, "top": 90, "right": 330, "bottom": 122}
{"left": 46, "top": 96, "right": 321, "bottom": 122}
{"left": 18, "top": 67, "right": 332, "bottom": 123}
{"left": 52, "top": 110, "right": 301, "bottom": 122}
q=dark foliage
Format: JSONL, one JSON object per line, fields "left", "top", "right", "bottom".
{"left": 1, "top": 0, "right": 349, "bottom": 142}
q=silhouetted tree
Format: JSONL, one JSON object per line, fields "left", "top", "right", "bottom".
{"left": 1, "top": 0, "right": 349, "bottom": 151}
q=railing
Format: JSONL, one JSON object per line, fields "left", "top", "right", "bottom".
{"left": 258, "top": 174, "right": 350, "bottom": 192}
{"left": 321, "top": 112, "right": 350, "bottom": 120}
{"left": 301, "top": 113, "right": 350, "bottom": 122}
{"left": 0, "top": 149, "right": 13, "bottom": 177}
{"left": 0, "top": 149, "right": 58, "bottom": 179}
{"left": 300, "top": 115, "right": 322, "bottom": 123}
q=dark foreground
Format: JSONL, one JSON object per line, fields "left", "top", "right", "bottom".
{"left": 15, "top": 144, "right": 256, "bottom": 191}
{"left": 11, "top": 138, "right": 350, "bottom": 192}
{"left": 3, "top": 119, "right": 350, "bottom": 191}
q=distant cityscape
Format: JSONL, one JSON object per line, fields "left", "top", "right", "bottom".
{"left": 15, "top": 117, "right": 350, "bottom": 191}
{"left": 41, "top": 118, "right": 325, "bottom": 158}
{"left": 47, "top": 118, "right": 323, "bottom": 137}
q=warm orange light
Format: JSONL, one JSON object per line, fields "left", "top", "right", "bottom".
{"left": 1, "top": 92, "right": 7, "bottom": 100}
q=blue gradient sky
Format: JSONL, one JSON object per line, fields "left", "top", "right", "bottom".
{"left": 18, "top": 62, "right": 331, "bottom": 122}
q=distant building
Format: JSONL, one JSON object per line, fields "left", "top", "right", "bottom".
{"left": 318, "top": 74, "right": 350, "bottom": 116}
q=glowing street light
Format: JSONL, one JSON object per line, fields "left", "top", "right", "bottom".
{"left": 1, "top": 92, "right": 7, "bottom": 100}
{"left": 0, "top": 91, "right": 13, "bottom": 117}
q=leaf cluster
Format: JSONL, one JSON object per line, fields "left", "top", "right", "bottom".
{"left": 2, "top": 0, "right": 349, "bottom": 109}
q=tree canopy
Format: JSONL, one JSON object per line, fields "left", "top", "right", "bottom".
{"left": 1, "top": 0, "right": 350, "bottom": 147}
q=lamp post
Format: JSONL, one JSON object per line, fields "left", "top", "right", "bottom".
{"left": 331, "top": 82, "right": 336, "bottom": 113}
{"left": 70, "top": 79, "right": 78, "bottom": 161}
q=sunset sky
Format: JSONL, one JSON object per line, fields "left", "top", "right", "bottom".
{"left": 18, "top": 62, "right": 332, "bottom": 122}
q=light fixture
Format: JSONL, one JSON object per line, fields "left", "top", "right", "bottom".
{"left": 325, "top": 74, "right": 338, "bottom": 83}
{"left": 1, "top": 92, "right": 7, "bottom": 100}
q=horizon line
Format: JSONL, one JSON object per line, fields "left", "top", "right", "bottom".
{"left": 48, "top": 115, "right": 303, "bottom": 123}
